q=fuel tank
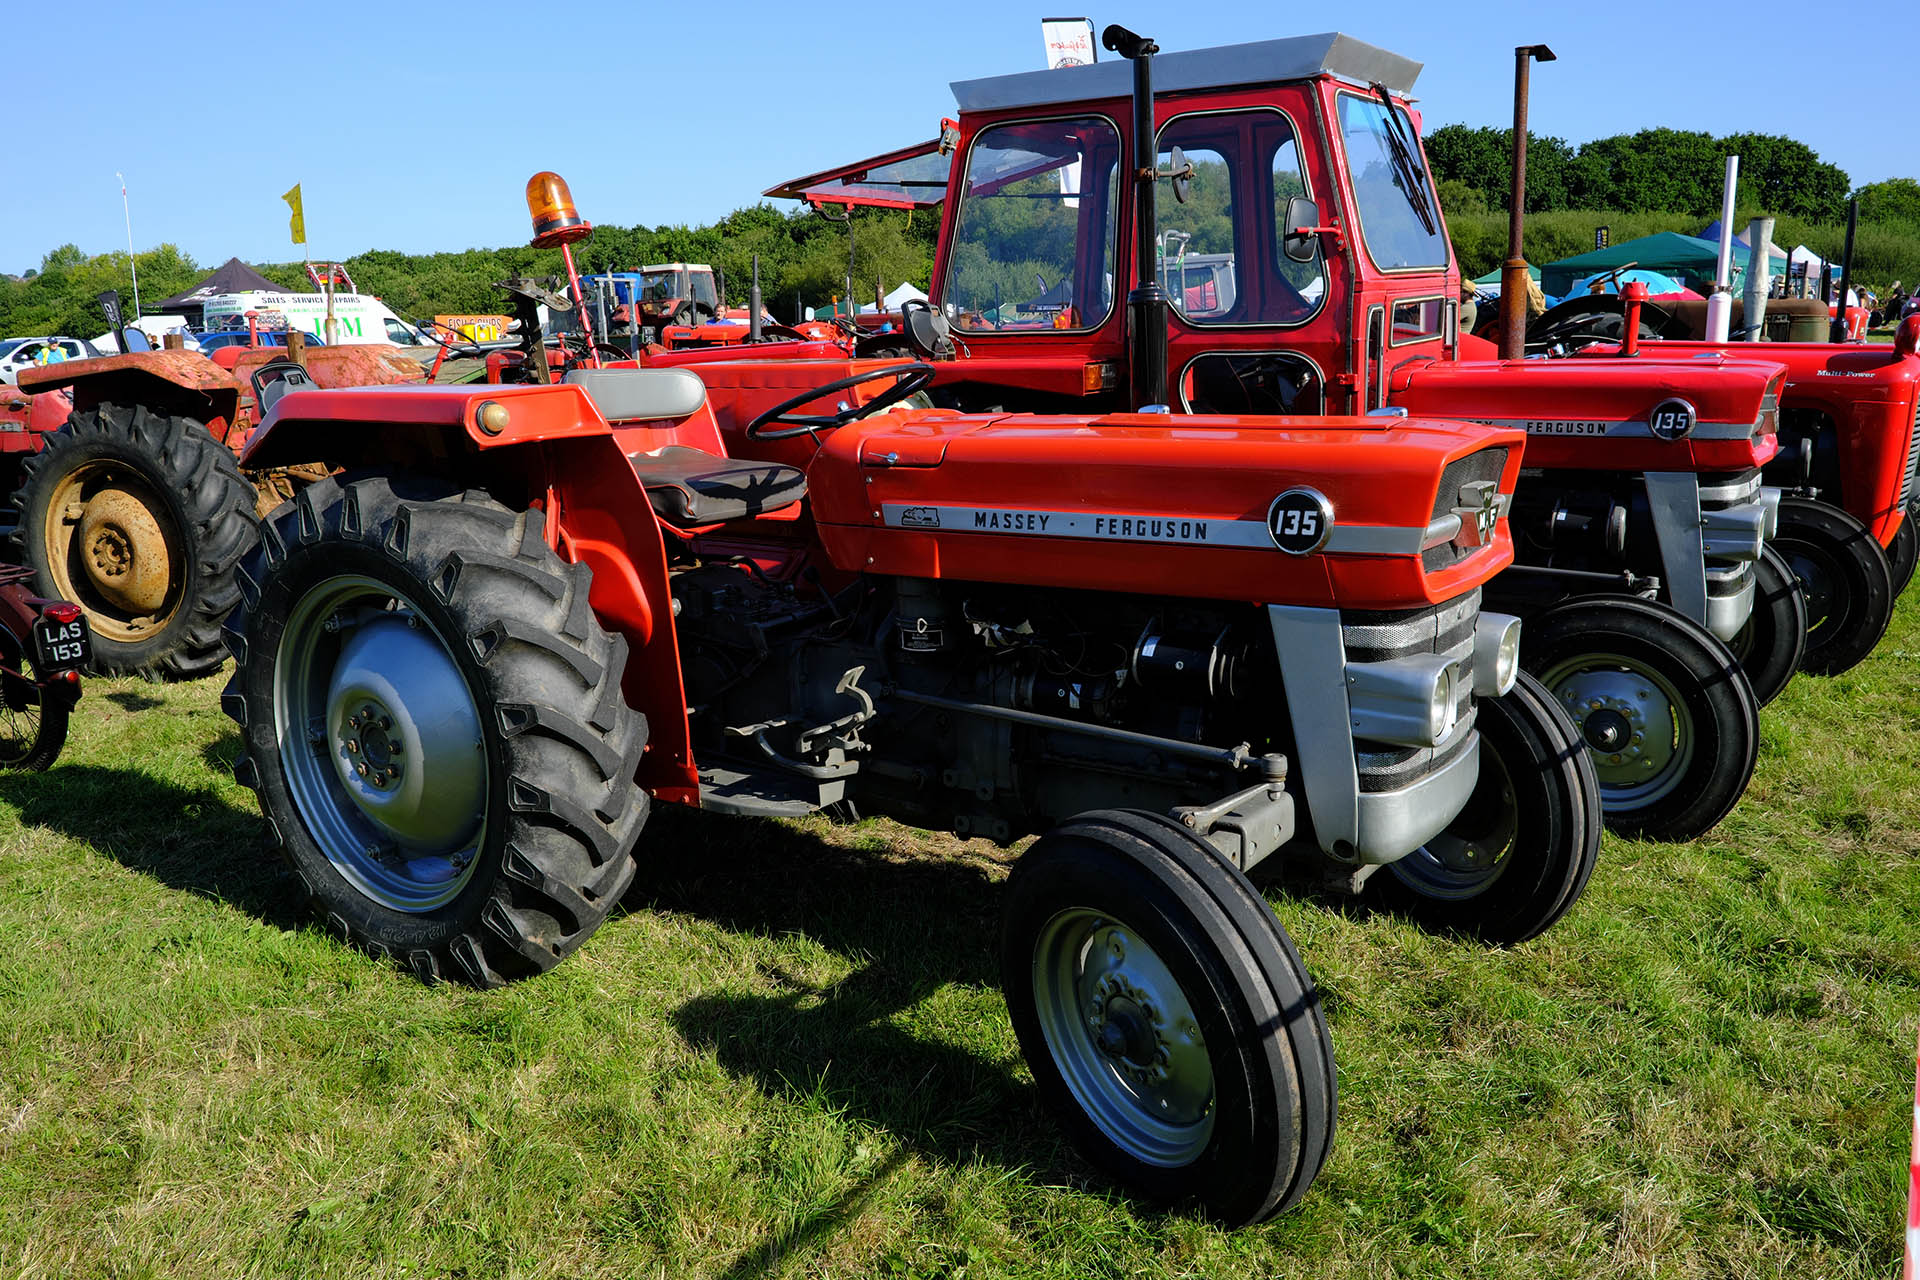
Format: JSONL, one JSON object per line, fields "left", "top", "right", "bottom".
{"left": 1392, "top": 354, "right": 1785, "bottom": 473}
{"left": 806, "top": 410, "right": 1526, "bottom": 611}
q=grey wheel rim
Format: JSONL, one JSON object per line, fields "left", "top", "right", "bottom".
{"left": 1388, "top": 740, "right": 1520, "bottom": 899}
{"left": 274, "top": 574, "right": 489, "bottom": 912}
{"left": 1538, "top": 651, "right": 1694, "bottom": 811}
{"left": 1031, "top": 908, "right": 1215, "bottom": 1167}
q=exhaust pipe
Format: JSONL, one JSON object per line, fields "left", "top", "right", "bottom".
{"left": 749, "top": 254, "right": 763, "bottom": 343}
{"left": 1741, "top": 216, "right": 1775, "bottom": 340}
{"left": 1104, "top": 24, "right": 1170, "bottom": 409}
{"left": 1499, "top": 45, "right": 1556, "bottom": 361}
{"left": 1832, "top": 198, "right": 1859, "bottom": 343}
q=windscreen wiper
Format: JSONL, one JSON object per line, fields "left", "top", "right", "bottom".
{"left": 1372, "top": 83, "right": 1438, "bottom": 236}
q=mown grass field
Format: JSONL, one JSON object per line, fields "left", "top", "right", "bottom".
{"left": 3, "top": 594, "right": 1917, "bottom": 1279}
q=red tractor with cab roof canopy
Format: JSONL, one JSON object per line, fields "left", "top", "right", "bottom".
{"left": 217, "top": 156, "right": 1604, "bottom": 1225}
{"left": 740, "top": 28, "right": 1797, "bottom": 841}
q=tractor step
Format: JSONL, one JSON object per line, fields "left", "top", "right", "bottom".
{"left": 694, "top": 762, "right": 835, "bottom": 818}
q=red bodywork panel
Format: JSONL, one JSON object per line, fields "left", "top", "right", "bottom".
{"left": 1397, "top": 355, "right": 1784, "bottom": 472}
{"left": 1613, "top": 340, "right": 1920, "bottom": 545}
{"left": 243, "top": 379, "right": 1524, "bottom": 803}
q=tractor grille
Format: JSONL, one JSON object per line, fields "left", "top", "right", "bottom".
{"left": 1342, "top": 589, "right": 1479, "bottom": 793}
{"left": 1698, "top": 468, "right": 1765, "bottom": 593}
{"left": 1901, "top": 394, "right": 1920, "bottom": 511}
{"left": 1423, "top": 447, "right": 1510, "bottom": 572}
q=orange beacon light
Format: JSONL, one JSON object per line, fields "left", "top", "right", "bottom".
{"left": 526, "top": 171, "right": 590, "bottom": 247}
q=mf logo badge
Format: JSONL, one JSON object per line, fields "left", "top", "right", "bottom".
{"left": 1451, "top": 480, "right": 1504, "bottom": 549}
{"left": 1648, "top": 398, "right": 1697, "bottom": 441}
{"left": 1266, "top": 488, "right": 1334, "bottom": 555}
{"left": 898, "top": 506, "right": 940, "bottom": 528}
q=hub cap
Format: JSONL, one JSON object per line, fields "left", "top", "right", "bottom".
{"left": 275, "top": 575, "right": 489, "bottom": 912}
{"left": 1032, "top": 909, "right": 1214, "bottom": 1166}
{"left": 42, "top": 463, "right": 181, "bottom": 641}
{"left": 1538, "top": 652, "right": 1692, "bottom": 811}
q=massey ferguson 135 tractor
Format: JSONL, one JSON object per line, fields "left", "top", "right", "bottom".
{"left": 217, "top": 170, "right": 1604, "bottom": 1226}
{"left": 746, "top": 27, "right": 1790, "bottom": 841}
{"left": 7, "top": 343, "right": 420, "bottom": 679}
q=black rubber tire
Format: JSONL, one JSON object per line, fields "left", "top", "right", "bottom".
{"left": 0, "top": 635, "right": 69, "bottom": 771}
{"left": 222, "top": 474, "right": 648, "bottom": 986}
{"left": 1773, "top": 496, "right": 1893, "bottom": 677}
{"left": 1000, "top": 809, "right": 1337, "bottom": 1226}
{"left": 1522, "top": 596, "right": 1758, "bottom": 842}
{"left": 1727, "top": 545, "right": 1806, "bottom": 706}
{"left": 10, "top": 402, "right": 259, "bottom": 680}
{"left": 1887, "top": 510, "right": 1917, "bottom": 597}
{"left": 1369, "top": 671, "right": 1602, "bottom": 946}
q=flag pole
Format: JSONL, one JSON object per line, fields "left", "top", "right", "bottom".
{"left": 116, "top": 172, "right": 140, "bottom": 319}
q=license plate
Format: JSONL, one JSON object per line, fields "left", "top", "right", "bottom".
{"left": 33, "top": 616, "right": 90, "bottom": 671}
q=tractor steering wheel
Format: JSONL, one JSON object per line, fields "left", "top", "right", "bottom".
{"left": 420, "top": 319, "right": 484, "bottom": 354}
{"left": 744, "top": 363, "right": 936, "bottom": 441}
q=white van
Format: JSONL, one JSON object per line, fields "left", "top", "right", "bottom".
{"left": 197, "top": 291, "right": 424, "bottom": 346}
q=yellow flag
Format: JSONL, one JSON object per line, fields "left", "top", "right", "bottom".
{"left": 282, "top": 184, "right": 306, "bottom": 245}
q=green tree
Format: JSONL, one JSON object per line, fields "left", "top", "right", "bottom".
{"left": 1854, "top": 178, "right": 1920, "bottom": 227}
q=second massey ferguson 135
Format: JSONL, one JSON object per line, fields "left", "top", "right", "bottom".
{"left": 218, "top": 173, "right": 1602, "bottom": 1225}
{"left": 740, "top": 27, "right": 1791, "bottom": 840}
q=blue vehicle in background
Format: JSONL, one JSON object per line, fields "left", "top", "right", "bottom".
{"left": 192, "top": 330, "right": 327, "bottom": 356}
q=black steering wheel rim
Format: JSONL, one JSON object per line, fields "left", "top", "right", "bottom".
{"left": 744, "top": 363, "right": 937, "bottom": 440}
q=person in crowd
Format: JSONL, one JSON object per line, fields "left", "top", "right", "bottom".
{"left": 1458, "top": 280, "right": 1477, "bottom": 334}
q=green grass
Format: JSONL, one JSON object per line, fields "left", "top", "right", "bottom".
{"left": 4, "top": 599, "right": 1919, "bottom": 1279}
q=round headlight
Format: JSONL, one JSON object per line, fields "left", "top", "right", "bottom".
{"left": 1429, "top": 664, "right": 1457, "bottom": 742}
{"left": 1494, "top": 621, "right": 1521, "bottom": 696}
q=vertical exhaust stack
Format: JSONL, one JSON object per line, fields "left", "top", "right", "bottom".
{"left": 1705, "top": 156, "right": 1739, "bottom": 343}
{"left": 1499, "top": 45, "right": 1555, "bottom": 361}
{"left": 749, "top": 255, "right": 764, "bottom": 343}
{"left": 1832, "top": 198, "right": 1859, "bottom": 343}
{"left": 1741, "top": 216, "right": 1775, "bottom": 341}
{"left": 1104, "top": 24, "right": 1170, "bottom": 410}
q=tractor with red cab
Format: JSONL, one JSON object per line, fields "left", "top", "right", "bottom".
{"left": 216, "top": 160, "right": 1605, "bottom": 1225}
{"left": 735, "top": 28, "right": 1793, "bottom": 841}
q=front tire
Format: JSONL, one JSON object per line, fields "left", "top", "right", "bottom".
{"left": 1000, "top": 810, "right": 1337, "bottom": 1226}
{"left": 1370, "top": 671, "right": 1601, "bottom": 945}
{"left": 1727, "top": 545, "right": 1806, "bottom": 706}
{"left": 11, "top": 403, "right": 259, "bottom": 680}
{"left": 1523, "top": 596, "right": 1758, "bottom": 842}
{"left": 1773, "top": 496, "right": 1893, "bottom": 676}
{"left": 223, "top": 474, "right": 649, "bottom": 985}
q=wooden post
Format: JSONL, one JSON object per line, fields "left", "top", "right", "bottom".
{"left": 163, "top": 333, "right": 184, "bottom": 351}
{"left": 285, "top": 331, "right": 308, "bottom": 367}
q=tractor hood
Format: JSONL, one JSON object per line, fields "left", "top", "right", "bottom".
{"left": 807, "top": 410, "right": 1525, "bottom": 611}
{"left": 1391, "top": 355, "right": 1785, "bottom": 472}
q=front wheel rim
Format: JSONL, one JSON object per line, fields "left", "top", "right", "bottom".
{"left": 274, "top": 574, "right": 489, "bottom": 912}
{"left": 1031, "top": 908, "right": 1215, "bottom": 1167}
{"left": 1538, "top": 650, "right": 1694, "bottom": 810}
{"left": 1389, "top": 741, "right": 1520, "bottom": 899}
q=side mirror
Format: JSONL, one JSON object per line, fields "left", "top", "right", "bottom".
{"left": 1164, "top": 145, "right": 1192, "bottom": 205}
{"left": 1282, "top": 196, "right": 1323, "bottom": 264}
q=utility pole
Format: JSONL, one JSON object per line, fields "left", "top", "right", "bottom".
{"left": 116, "top": 172, "right": 141, "bottom": 319}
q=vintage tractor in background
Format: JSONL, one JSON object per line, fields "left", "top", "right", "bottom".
{"left": 739, "top": 26, "right": 1796, "bottom": 841}
{"left": 6, "top": 343, "right": 420, "bottom": 679}
{"left": 217, "top": 162, "right": 1605, "bottom": 1225}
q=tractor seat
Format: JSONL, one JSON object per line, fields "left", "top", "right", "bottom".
{"left": 628, "top": 446, "right": 807, "bottom": 525}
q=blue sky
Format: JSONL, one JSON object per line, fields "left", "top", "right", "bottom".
{"left": 8, "top": 0, "right": 1913, "bottom": 276}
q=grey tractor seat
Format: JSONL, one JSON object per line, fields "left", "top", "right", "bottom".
{"left": 628, "top": 446, "right": 807, "bottom": 525}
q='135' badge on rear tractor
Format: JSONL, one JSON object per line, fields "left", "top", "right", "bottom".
{"left": 1267, "top": 488, "right": 1334, "bottom": 555}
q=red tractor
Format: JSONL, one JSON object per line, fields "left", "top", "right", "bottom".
{"left": 6, "top": 343, "right": 421, "bottom": 679}
{"left": 219, "top": 169, "right": 1605, "bottom": 1225}
{"left": 736, "top": 27, "right": 1796, "bottom": 841}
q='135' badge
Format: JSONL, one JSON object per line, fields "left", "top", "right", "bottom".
{"left": 1267, "top": 488, "right": 1334, "bottom": 555}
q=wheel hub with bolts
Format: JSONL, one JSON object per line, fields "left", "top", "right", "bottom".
{"left": 75, "top": 487, "right": 172, "bottom": 616}
{"left": 338, "top": 700, "right": 405, "bottom": 791}
{"left": 1536, "top": 651, "right": 1694, "bottom": 812}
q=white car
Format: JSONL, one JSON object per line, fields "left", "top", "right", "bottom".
{"left": 0, "top": 336, "right": 101, "bottom": 385}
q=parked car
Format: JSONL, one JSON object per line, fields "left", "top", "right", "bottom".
{"left": 0, "top": 337, "right": 101, "bottom": 385}
{"left": 190, "top": 330, "right": 327, "bottom": 356}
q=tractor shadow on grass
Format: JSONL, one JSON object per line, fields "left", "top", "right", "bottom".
{"left": 637, "top": 806, "right": 1098, "bottom": 1225}
{"left": 0, "top": 762, "right": 299, "bottom": 929}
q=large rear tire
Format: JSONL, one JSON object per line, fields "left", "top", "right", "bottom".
{"left": 223, "top": 474, "right": 648, "bottom": 986}
{"left": 1727, "top": 545, "right": 1806, "bottom": 706}
{"left": 1000, "top": 809, "right": 1337, "bottom": 1226}
{"left": 10, "top": 402, "right": 258, "bottom": 680}
{"left": 1773, "top": 496, "right": 1893, "bottom": 677}
{"left": 1523, "top": 597, "right": 1757, "bottom": 842}
{"left": 1370, "top": 671, "right": 1601, "bottom": 946}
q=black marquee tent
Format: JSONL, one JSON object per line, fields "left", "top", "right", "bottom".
{"left": 155, "top": 257, "right": 288, "bottom": 316}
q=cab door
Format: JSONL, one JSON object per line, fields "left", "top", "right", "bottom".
{"left": 1154, "top": 98, "right": 1345, "bottom": 416}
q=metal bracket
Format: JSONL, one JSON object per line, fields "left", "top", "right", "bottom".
{"left": 1641, "top": 472, "right": 1709, "bottom": 627}
{"left": 1170, "top": 777, "right": 1296, "bottom": 873}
